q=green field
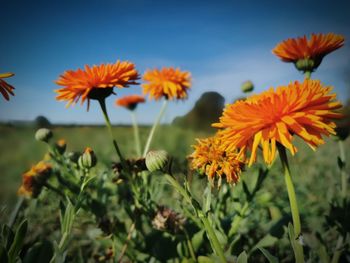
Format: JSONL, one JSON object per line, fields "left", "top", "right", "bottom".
{"left": 1, "top": 124, "right": 349, "bottom": 262}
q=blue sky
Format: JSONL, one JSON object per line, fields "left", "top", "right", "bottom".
{"left": 1, "top": 0, "right": 349, "bottom": 124}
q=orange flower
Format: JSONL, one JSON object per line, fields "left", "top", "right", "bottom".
{"left": 189, "top": 136, "right": 245, "bottom": 186}
{"left": 0, "top": 72, "right": 15, "bottom": 101}
{"left": 55, "top": 61, "right": 140, "bottom": 108}
{"left": 142, "top": 67, "right": 191, "bottom": 100}
{"left": 18, "top": 161, "right": 52, "bottom": 197}
{"left": 115, "top": 94, "right": 145, "bottom": 110}
{"left": 213, "top": 80, "right": 342, "bottom": 166}
{"left": 273, "top": 33, "right": 344, "bottom": 72}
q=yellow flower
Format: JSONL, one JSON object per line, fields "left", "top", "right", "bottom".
{"left": 0, "top": 72, "right": 15, "bottom": 101}
{"left": 55, "top": 61, "right": 140, "bottom": 109}
{"left": 213, "top": 80, "right": 342, "bottom": 166}
{"left": 189, "top": 136, "right": 245, "bottom": 186}
{"left": 142, "top": 67, "right": 191, "bottom": 100}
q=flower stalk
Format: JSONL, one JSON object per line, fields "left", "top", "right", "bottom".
{"left": 143, "top": 100, "right": 168, "bottom": 157}
{"left": 98, "top": 99, "right": 125, "bottom": 165}
{"left": 338, "top": 140, "right": 347, "bottom": 198}
{"left": 130, "top": 111, "right": 142, "bottom": 156}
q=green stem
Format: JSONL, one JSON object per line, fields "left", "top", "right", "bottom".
{"left": 143, "top": 100, "right": 168, "bottom": 157}
{"left": 200, "top": 214, "right": 226, "bottom": 262}
{"left": 98, "top": 99, "right": 125, "bottom": 164}
{"left": 338, "top": 141, "right": 347, "bottom": 198}
{"left": 304, "top": 71, "right": 311, "bottom": 80}
{"left": 130, "top": 111, "right": 142, "bottom": 156}
{"left": 44, "top": 182, "right": 66, "bottom": 199}
{"left": 278, "top": 145, "right": 301, "bottom": 236}
{"left": 278, "top": 145, "right": 305, "bottom": 263}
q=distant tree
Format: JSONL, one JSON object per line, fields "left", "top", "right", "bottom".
{"left": 34, "top": 115, "right": 51, "bottom": 128}
{"left": 173, "top": 92, "right": 225, "bottom": 131}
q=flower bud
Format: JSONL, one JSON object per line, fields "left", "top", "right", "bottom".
{"left": 67, "top": 151, "right": 80, "bottom": 163}
{"left": 78, "top": 147, "right": 97, "bottom": 169}
{"left": 145, "top": 150, "right": 169, "bottom": 172}
{"left": 35, "top": 128, "right": 53, "bottom": 143}
{"left": 241, "top": 80, "right": 254, "bottom": 93}
{"left": 55, "top": 139, "right": 67, "bottom": 155}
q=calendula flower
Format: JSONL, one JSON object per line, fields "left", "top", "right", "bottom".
{"left": 18, "top": 161, "right": 52, "bottom": 197}
{"left": 189, "top": 136, "right": 245, "bottom": 186}
{"left": 55, "top": 61, "right": 140, "bottom": 109}
{"left": 273, "top": 33, "right": 345, "bottom": 72}
{"left": 213, "top": 80, "right": 342, "bottom": 166}
{"left": 142, "top": 67, "right": 191, "bottom": 100}
{"left": 0, "top": 72, "right": 15, "bottom": 101}
{"left": 115, "top": 94, "right": 145, "bottom": 110}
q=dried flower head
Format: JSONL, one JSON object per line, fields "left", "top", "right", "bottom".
{"left": 152, "top": 206, "right": 186, "bottom": 234}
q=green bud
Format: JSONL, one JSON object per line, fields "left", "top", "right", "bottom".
{"left": 67, "top": 151, "right": 80, "bottom": 163}
{"left": 241, "top": 80, "right": 254, "bottom": 93}
{"left": 35, "top": 128, "right": 53, "bottom": 143}
{"left": 78, "top": 147, "right": 97, "bottom": 169}
{"left": 145, "top": 150, "right": 169, "bottom": 172}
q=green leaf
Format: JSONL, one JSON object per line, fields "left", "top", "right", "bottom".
{"left": 250, "top": 234, "right": 277, "bottom": 253}
{"left": 317, "top": 244, "right": 330, "bottom": 263}
{"left": 191, "top": 230, "right": 205, "bottom": 252}
{"left": 197, "top": 256, "right": 214, "bottom": 263}
{"left": 1, "top": 224, "right": 14, "bottom": 250}
{"left": 237, "top": 251, "right": 248, "bottom": 263}
{"left": 23, "top": 240, "right": 54, "bottom": 263}
{"left": 258, "top": 247, "right": 279, "bottom": 263}
{"left": 8, "top": 220, "right": 28, "bottom": 263}
{"left": 0, "top": 245, "right": 9, "bottom": 263}
{"left": 242, "top": 181, "right": 251, "bottom": 199}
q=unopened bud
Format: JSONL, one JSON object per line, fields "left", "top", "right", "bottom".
{"left": 55, "top": 139, "right": 66, "bottom": 154}
{"left": 78, "top": 147, "right": 97, "bottom": 169}
{"left": 35, "top": 128, "right": 53, "bottom": 143}
{"left": 145, "top": 150, "right": 169, "bottom": 172}
{"left": 241, "top": 80, "right": 254, "bottom": 93}
{"left": 67, "top": 151, "right": 80, "bottom": 163}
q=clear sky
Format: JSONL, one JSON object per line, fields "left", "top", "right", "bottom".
{"left": 1, "top": 0, "right": 349, "bottom": 124}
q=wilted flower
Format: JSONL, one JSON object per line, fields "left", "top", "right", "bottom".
{"left": 145, "top": 150, "right": 169, "bottom": 172}
{"left": 189, "top": 136, "right": 245, "bottom": 186}
{"left": 273, "top": 33, "right": 345, "bottom": 72}
{"left": 78, "top": 147, "right": 97, "bottom": 169}
{"left": 0, "top": 72, "right": 15, "bottom": 101}
{"left": 152, "top": 206, "right": 186, "bottom": 234}
{"left": 18, "top": 161, "right": 52, "bottom": 198}
{"left": 142, "top": 67, "right": 191, "bottom": 100}
{"left": 55, "top": 61, "right": 140, "bottom": 109}
{"left": 35, "top": 128, "right": 53, "bottom": 143}
{"left": 115, "top": 94, "right": 145, "bottom": 111}
{"left": 213, "top": 79, "right": 342, "bottom": 166}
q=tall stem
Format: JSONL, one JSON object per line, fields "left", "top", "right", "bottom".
{"left": 338, "top": 140, "right": 347, "bottom": 198}
{"left": 277, "top": 145, "right": 301, "bottom": 236}
{"left": 98, "top": 99, "right": 125, "bottom": 164}
{"left": 130, "top": 111, "right": 142, "bottom": 156}
{"left": 143, "top": 100, "right": 168, "bottom": 157}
